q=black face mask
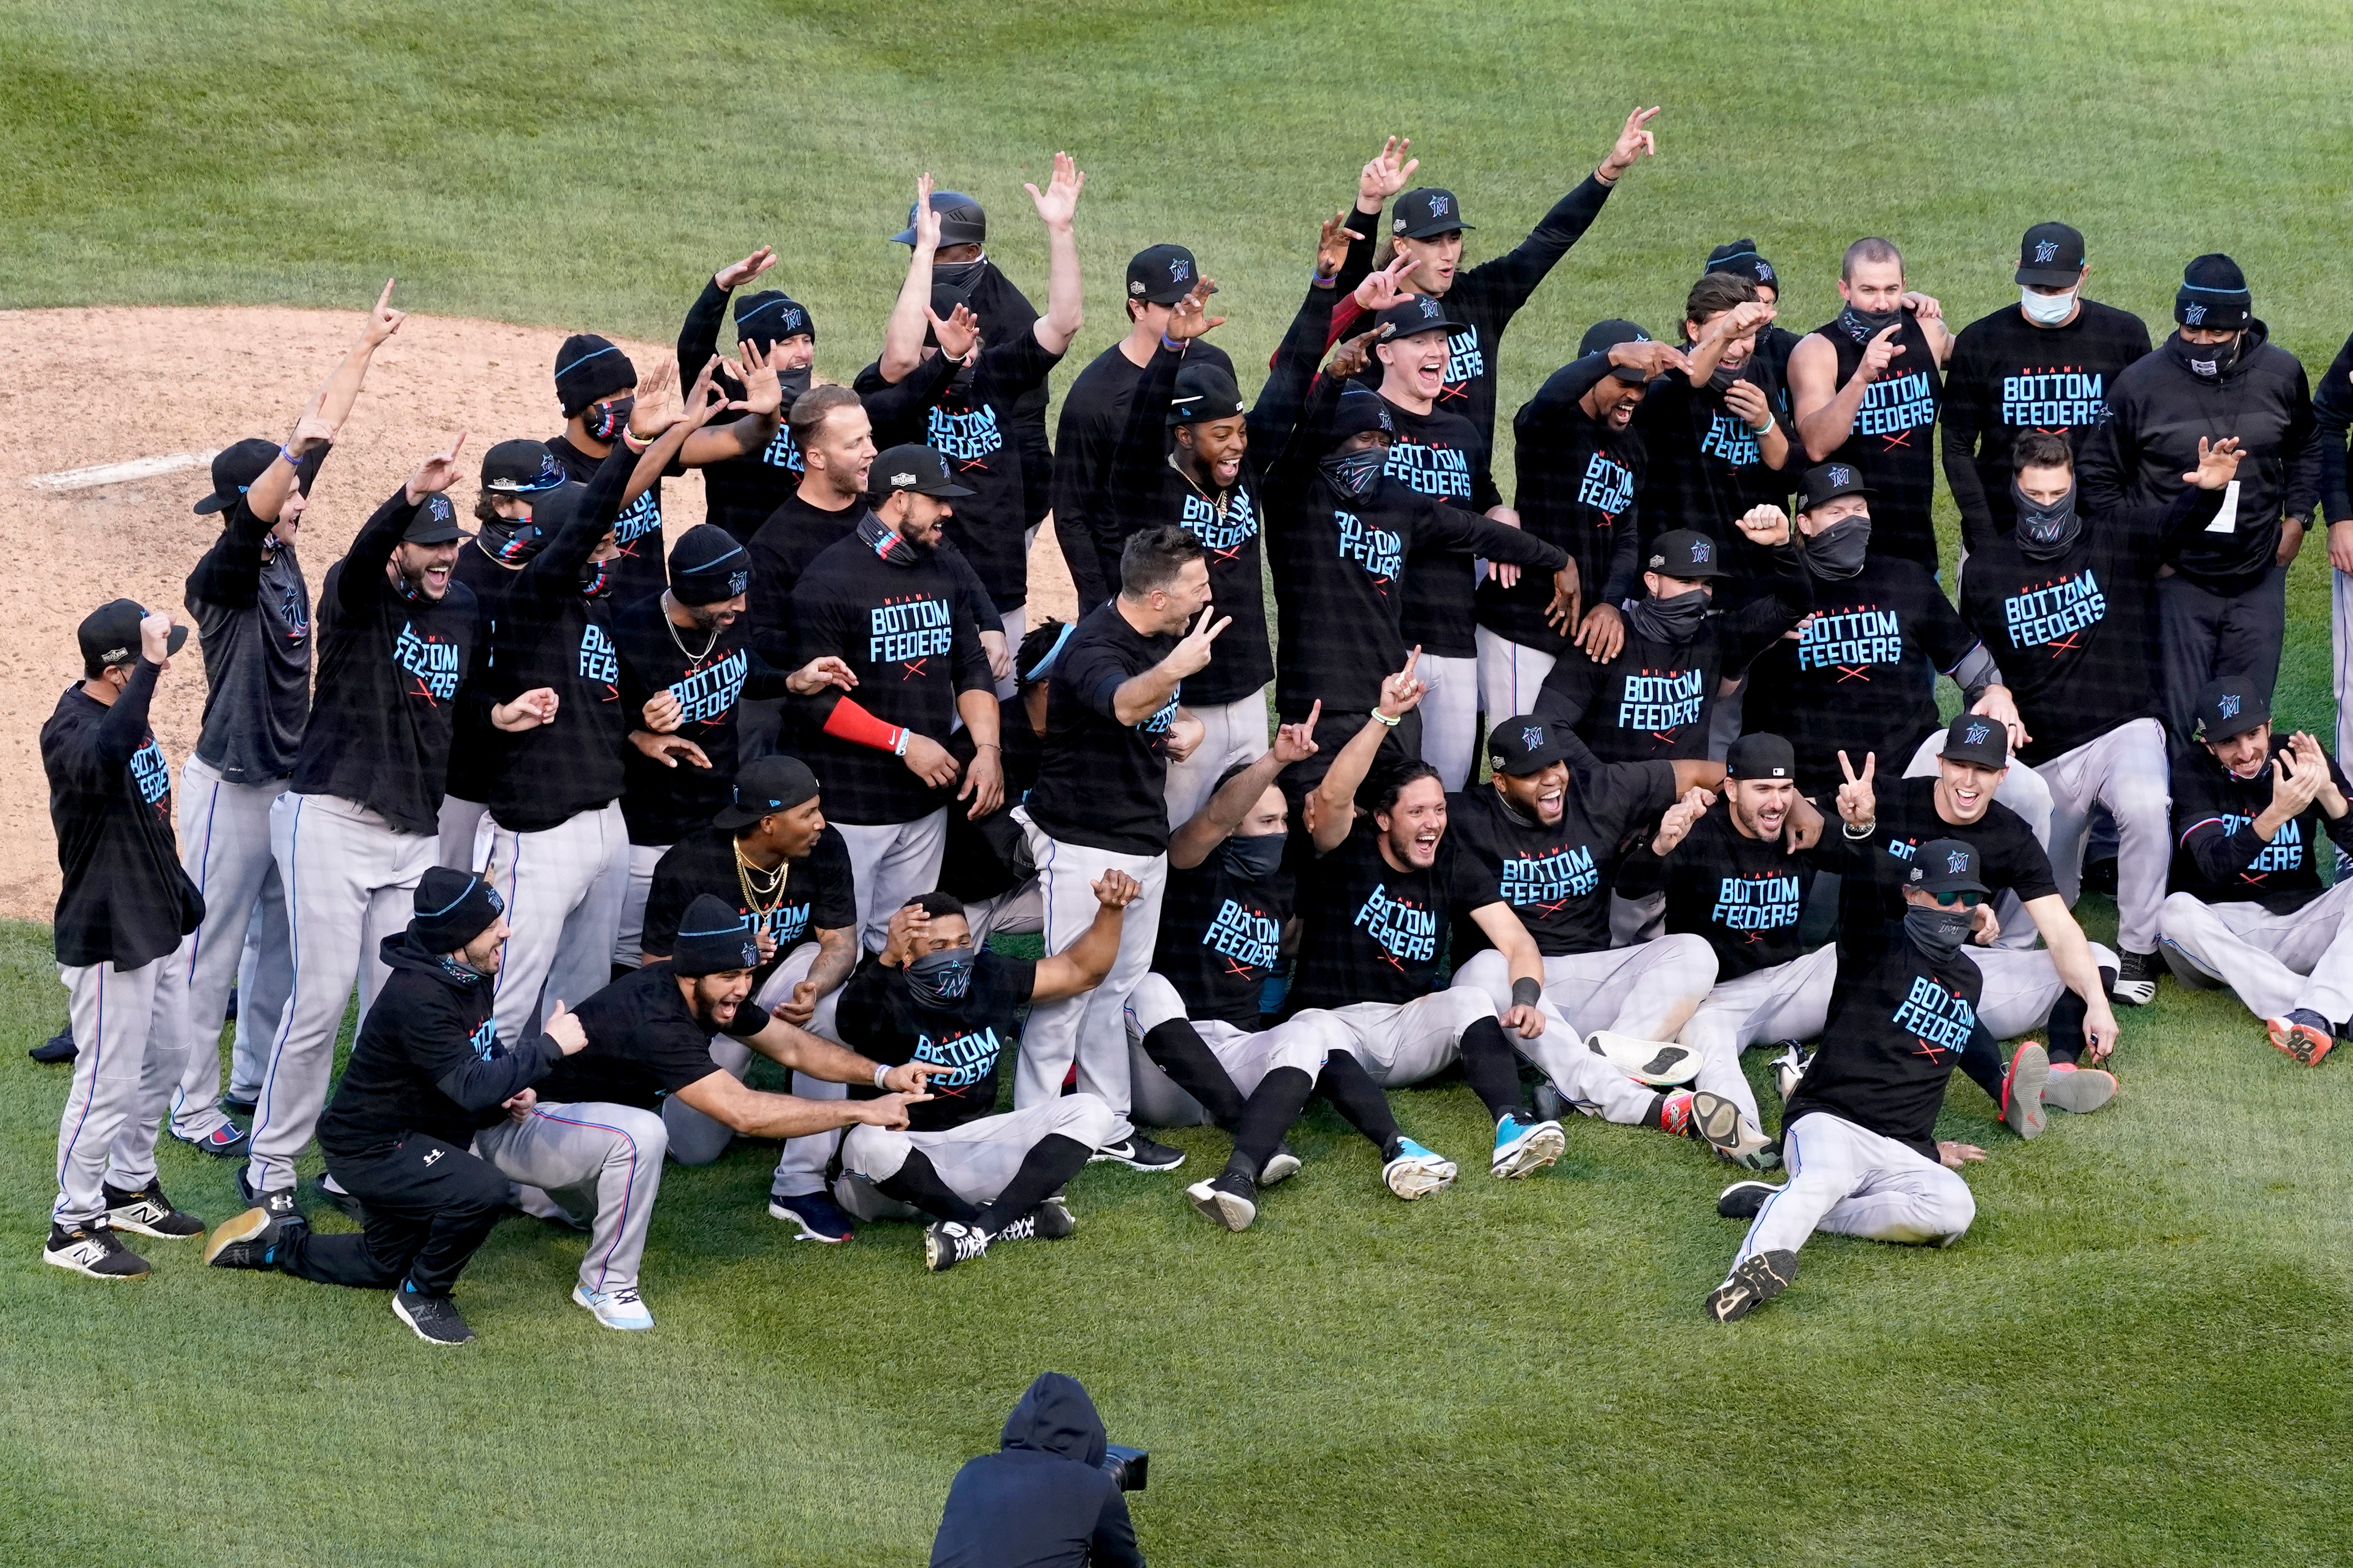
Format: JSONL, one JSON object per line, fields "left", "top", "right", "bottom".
{"left": 905, "top": 948, "right": 976, "bottom": 1009}
{"left": 1840, "top": 303, "right": 1904, "bottom": 340}
{"left": 1219, "top": 832, "right": 1286, "bottom": 882}
{"left": 1903, "top": 903, "right": 1976, "bottom": 963}
{"left": 1707, "top": 362, "right": 1743, "bottom": 393}
{"left": 1803, "top": 515, "right": 1872, "bottom": 579}
{"left": 1321, "top": 447, "right": 1385, "bottom": 498}
{"left": 1628, "top": 586, "right": 1710, "bottom": 645}
{"left": 2010, "top": 480, "right": 2082, "bottom": 560}
{"left": 776, "top": 366, "right": 814, "bottom": 403}
{"left": 580, "top": 560, "right": 613, "bottom": 599}
{"left": 583, "top": 397, "right": 634, "bottom": 442}
{"left": 933, "top": 255, "right": 988, "bottom": 290}
{"left": 2172, "top": 331, "right": 2239, "bottom": 380}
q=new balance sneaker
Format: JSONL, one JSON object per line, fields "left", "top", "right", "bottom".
{"left": 1185, "top": 1171, "right": 1258, "bottom": 1233}
{"left": 2001, "top": 1042, "right": 2050, "bottom": 1140}
{"left": 103, "top": 1179, "right": 205, "bottom": 1239}
{"left": 2267, "top": 1010, "right": 2335, "bottom": 1067}
{"left": 204, "top": 1206, "right": 289, "bottom": 1269}
{"left": 1089, "top": 1135, "right": 1185, "bottom": 1172}
{"left": 1706, "top": 1249, "right": 1799, "bottom": 1322}
{"left": 1258, "top": 1141, "right": 1303, "bottom": 1187}
{"left": 2110, "top": 949, "right": 2159, "bottom": 1007}
{"left": 42, "top": 1222, "right": 148, "bottom": 1279}
{"left": 1382, "top": 1138, "right": 1458, "bottom": 1200}
{"left": 2041, "top": 1061, "right": 2118, "bottom": 1113}
{"left": 1029, "top": 1195, "right": 1077, "bottom": 1239}
{"left": 1769, "top": 1042, "right": 1811, "bottom": 1100}
{"left": 29, "top": 1027, "right": 76, "bottom": 1065}
{"left": 1686, "top": 1093, "right": 1780, "bottom": 1170}
{"left": 767, "top": 1190, "right": 856, "bottom": 1243}
{"left": 1717, "top": 1180, "right": 1783, "bottom": 1221}
{"left": 1654, "top": 1089, "right": 1698, "bottom": 1138}
{"left": 1490, "top": 1114, "right": 1565, "bottom": 1179}
{"left": 392, "top": 1289, "right": 475, "bottom": 1345}
{"left": 572, "top": 1283, "right": 655, "bottom": 1331}
{"left": 924, "top": 1218, "right": 989, "bottom": 1272}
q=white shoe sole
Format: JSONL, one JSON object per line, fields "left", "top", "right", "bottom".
{"left": 1258, "top": 1151, "right": 1303, "bottom": 1187}
{"left": 1490, "top": 1124, "right": 1565, "bottom": 1179}
{"left": 390, "top": 1294, "right": 472, "bottom": 1345}
{"left": 41, "top": 1245, "right": 147, "bottom": 1279}
{"left": 1185, "top": 1180, "right": 1256, "bottom": 1232}
{"left": 2041, "top": 1067, "right": 2117, "bottom": 1114}
{"left": 571, "top": 1283, "right": 654, "bottom": 1331}
{"left": 765, "top": 1199, "right": 854, "bottom": 1243}
{"left": 1383, "top": 1157, "right": 1458, "bottom": 1200}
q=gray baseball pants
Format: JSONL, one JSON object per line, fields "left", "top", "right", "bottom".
{"left": 54, "top": 942, "right": 192, "bottom": 1227}
{"left": 1163, "top": 687, "right": 1268, "bottom": 829}
{"left": 436, "top": 794, "right": 488, "bottom": 871}
{"left": 1012, "top": 808, "right": 1160, "bottom": 1133}
{"left": 2034, "top": 718, "right": 2171, "bottom": 954}
{"left": 480, "top": 800, "right": 629, "bottom": 1045}
{"left": 226, "top": 884, "right": 293, "bottom": 1104}
{"left": 169, "top": 757, "right": 291, "bottom": 1139}
{"left": 1122, "top": 971, "right": 1329, "bottom": 1127}
{"left": 2337, "top": 566, "right": 2353, "bottom": 770}
{"left": 1417, "top": 653, "right": 1482, "bottom": 791}
{"left": 474, "top": 1098, "right": 668, "bottom": 1298}
{"left": 1731, "top": 1110, "right": 1974, "bottom": 1272}
{"left": 663, "top": 943, "right": 849, "bottom": 1192}
{"left": 835, "top": 1095, "right": 1120, "bottom": 1222}
{"left": 1676, "top": 945, "right": 1842, "bottom": 1127}
{"left": 613, "top": 842, "right": 668, "bottom": 969}
{"left": 1456, "top": 941, "right": 1718, "bottom": 1121}
{"left": 1475, "top": 628, "right": 1556, "bottom": 732}
{"left": 2160, "top": 882, "right": 2353, "bottom": 1026}
{"left": 836, "top": 809, "right": 948, "bottom": 957}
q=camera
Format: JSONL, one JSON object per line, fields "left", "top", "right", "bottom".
{"left": 1100, "top": 1444, "right": 1148, "bottom": 1492}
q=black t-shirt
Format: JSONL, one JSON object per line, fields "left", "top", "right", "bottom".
{"left": 1781, "top": 919, "right": 1982, "bottom": 1160}
{"left": 185, "top": 463, "right": 318, "bottom": 784}
{"left": 835, "top": 950, "right": 1035, "bottom": 1132}
{"left": 640, "top": 824, "right": 857, "bottom": 981}
{"left": 745, "top": 490, "right": 862, "bottom": 667}
{"left": 547, "top": 433, "right": 681, "bottom": 609}
{"left": 2169, "top": 738, "right": 2353, "bottom": 913}
{"left": 1501, "top": 358, "right": 1646, "bottom": 651}
{"left": 1444, "top": 763, "right": 1676, "bottom": 959}
{"left": 1739, "top": 556, "right": 1981, "bottom": 797}
{"left": 1023, "top": 601, "right": 1181, "bottom": 855}
{"left": 675, "top": 278, "right": 808, "bottom": 543}
{"left": 1152, "top": 857, "right": 1295, "bottom": 1029}
{"left": 41, "top": 664, "right": 204, "bottom": 969}
{"left": 1616, "top": 797, "right": 1818, "bottom": 979}
{"left": 612, "top": 594, "right": 795, "bottom": 846}
{"left": 482, "top": 564, "right": 628, "bottom": 834}
{"left": 1810, "top": 308, "right": 1945, "bottom": 571}
{"left": 1382, "top": 396, "right": 1501, "bottom": 660}
{"left": 940, "top": 695, "right": 1047, "bottom": 902}
{"left": 1289, "top": 817, "right": 1497, "bottom": 1013}
{"left": 1838, "top": 775, "right": 2058, "bottom": 937}
{"left": 1051, "top": 337, "right": 1239, "bottom": 606}
{"left": 538, "top": 960, "right": 773, "bottom": 1112}
{"left": 444, "top": 542, "right": 530, "bottom": 806}
{"left": 1633, "top": 365, "right": 1798, "bottom": 601}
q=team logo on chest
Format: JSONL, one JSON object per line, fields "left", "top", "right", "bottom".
{"left": 869, "top": 595, "right": 953, "bottom": 674}
{"left": 1334, "top": 509, "right": 1402, "bottom": 588}
{"left": 392, "top": 621, "right": 461, "bottom": 701}
{"left": 613, "top": 489, "right": 661, "bottom": 552}
{"left": 1383, "top": 439, "right": 1471, "bottom": 500}
{"left": 1796, "top": 606, "right": 1902, "bottom": 680}
{"left": 1577, "top": 452, "right": 1635, "bottom": 518}
{"left": 1498, "top": 843, "right": 1598, "bottom": 914}
{"left": 1353, "top": 882, "right": 1437, "bottom": 968}
{"left": 669, "top": 647, "right": 749, "bottom": 724}
{"left": 578, "top": 622, "right": 619, "bottom": 689}
{"left": 129, "top": 737, "right": 171, "bottom": 814}
{"left": 1204, "top": 897, "right": 1281, "bottom": 975}
{"left": 913, "top": 1024, "right": 1003, "bottom": 1092}
{"left": 1711, "top": 872, "right": 1801, "bottom": 938}
{"left": 927, "top": 402, "right": 1002, "bottom": 466}
{"left": 1891, "top": 974, "right": 1976, "bottom": 1060}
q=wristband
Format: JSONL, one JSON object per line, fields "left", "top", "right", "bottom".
{"left": 1510, "top": 978, "right": 1544, "bottom": 1011}
{"left": 1842, "top": 818, "right": 1877, "bottom": 840}
{"left": 621, "top": 429, "right": 652, "bottom": 453}
{"left": 1160, "top": 333, "right": 1184, "bottom": 353}
{"left": 872, "top": 1062, "right": 890, "bottom": 1089}
{"left": 1369, "top": 708, "right": 1401, "bottom": 728}
{"left": 1750, "top": 418, "right": 1774, "bottom": 436}
{"left": 1312, "top": 271, "right": 1338, "bottom": 288}
{"left": 892, "top": 728, "right": 910, "bottom": 757}
{"left": 278, "top": 445, "right": 300, "bottom": 467}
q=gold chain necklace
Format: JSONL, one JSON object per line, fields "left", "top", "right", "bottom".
{"left": 735, "top": 843, "right": 788, "bottom": 914}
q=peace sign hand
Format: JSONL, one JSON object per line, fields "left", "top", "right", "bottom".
{"left": 1165, "top": 606, "right": 1231, "bottom": 680}
{"left": 1359, "top": 136, "right": 1418, "bottom": 206}
{"left": 1836, "top": 749, "right": 1877, "bottom": 828}
{"left": 1353, "top": 252, "right": 1421, "bottom": 314}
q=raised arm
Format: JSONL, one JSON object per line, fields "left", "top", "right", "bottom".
{"left": 1111, "top": 605, "right": 1228, "bottom": 725}
{"left": 1792, "top": 327, "right": 1904, "bottom": 462}
{"left": 1306, "top": 653, "right": 1424, "bottom": 851}
{"left": 880, "top": 174, "right": 942, "bottom": 384}
{"left": 1033, "top": 870, "right": 1141, "bottom": 1000}
{"left": 1024, "top": 152, "right": 1086, "bottom": 356}
{"left": 340, "top": 431, "right": 467, "bottom": 615}
{"left": 1169, "top": 706, "right": 1319, "bottom": 869}
{"left": 1460, "top": 106, "right": 1657, "bottom": 311}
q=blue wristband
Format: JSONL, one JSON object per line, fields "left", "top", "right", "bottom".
{"left": 1159, "top": 333, "right": 1184, "bottom": 353}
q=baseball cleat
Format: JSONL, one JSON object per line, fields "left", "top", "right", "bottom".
{"left": 171, "top": 1121, "right": 250, "bottom": 1158}
{"left": 1089, "top": 1135, "right": 1185, "bottom": 1172}
{"left": 1258, "top": 1141, "right": 1303, "bottom": 1187}
{"left": 1490, "top": 1114, "right": 1565, "bottom": 1179}
{"left": 1717, "top": 1180, "right": 1783, "bottom": 1221}
{"left": 205, "top": 1206, "right": 289, "bottom": 1269}
{"left": 1587, "top": 1030, "right": 1702, "bottom": 1086}
{"left": 1769, "top": 1041, "right": 1811, "bottom": 1100}
{"left": 1186, "top": 1171, "right": 1259, "bottom": 1232}
{"left": 42, "top": 1222, "right": 148, "bottom": 1279}
{"left": 1531, "top": 1080, "right": 1571, "bottom": 1123}
{"left": 2267, "top": 1012, "right": 2335, "bottom": 1067}
{"left": 572, "top": 1283, "right": 655, "bottom": 1331}
{"left": 2109, "top": 949, "right": 2159, "bottom": 1007}
{"left": 2001, "top": 1042, "right": 2050, "bottom": 1140}
{"left": 391, "top": 1289, "right": 475, "bottom": 1345}
{"left": 767, "top": 1190, "right": 855, "bottom": 1243}
{"left": 923, "top": 1219, "right": 989, "bottom": 1272}
{"left": 1383, "top": 1138, "right": 1458, "bottom": 1200}
{"left": 1686, "top": 1093, "right": 1780, "bottom": 1170}
{"left": 102, "top": 1180, "right": 205, "bottom": 1240}
{"left": 2041, "top": 1062, "right": 2118, "bottom": 1113}
{"left": 1029, "top": 1195, "right": 1077, "bottom": 1239}
{"left": 1706, "top": 1249, "right": 1799, "bottom": 1322}
{"left": 1654, "top": 1089, "right": 1698, "bottom": 1138}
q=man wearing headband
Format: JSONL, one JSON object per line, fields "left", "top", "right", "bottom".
{"left": 40, "top": 601, "right": 205, "bottom": 1279}
{"left": 832, "top": 877, "right": 1140, "bottom": 1270}
{"left": 2160, "top": 678, "right": 2353, "bottom": 1066}
{"left": 169, "top": 283, "right": 405, "bottom": 1160}
{"left": 638, "top": 757, "right": 858, "bottom": 1242}
{"left": 1942, "top": 223, "right": 2151, "bottom": 552}
{"left": 206, "top": 869, "right": 585, "bottom": 1345}
{"left": 2079, "top": 253, "right": 2321, "bottom": 738}
{"left": 676, "top": 245, "right": 822, "bottom": 542}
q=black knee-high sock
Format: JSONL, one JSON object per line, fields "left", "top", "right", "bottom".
{"left": 1139, "top": 1020, "right": 1247, "bottom": 1128}
{"left": 2043, "top": 971, "right": 2111, "bottom": 1066}
{"left": 1459, "top": 1017, "right": 1532, "bottom": 1123}
{"left": 875, "top": 1151, "right": 981, "bottom": 1225}
{"left": 973, "top": 1135, "right": 1094, "bottom": 1234}
{"left": 1316, "top": 1050, "right": 1402, "bottom": 1158}
{"left": 1223, "top": 1068, "right": 1314, "bottom": 1182}
{"left": 1958, "top": 1019, "right": 2010, "bottom": 1104}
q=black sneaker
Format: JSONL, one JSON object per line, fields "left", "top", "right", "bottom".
{"left": 29, "top": 1027, "right": 76, "bottom": 1065}
{"left": 43, "top": 1221, "right": 149, "bottom": 1278}
{"left": 103, "top": 1179, "right": 205, "bottom": 1239}
{"left": 220, "top": 1091, "right": 258, "bottom": 1117}
{"left": 1185, "top": 1170, "right": 1259, "bottom": 1232}
{"left": 254, "top": 1184, "right": 308, "bottom": 1231}
{"left": 1718, "top": 1179, "right": 1783, "bottom": 1220}
{"left": 2110, "top": 949, "right": 2159, "bottom": 1007}
{"left": 204, "top": 1207, "right": 290, "bottom": 1270}
{"left": 1706, "top": 1249, "right": 1799, "bottom": 1322}
{"left": 1029, "top": 1195, "right": 1077, "bottom": 1239}
{"left": 315, "top": 1173, "right": 367, "bottom": 1224}
{"left": 1258, "top": 1141, "right": 1303, "bottom": 1187}
{"left": 1088, "top": 1135, "right": 1185, "bottom": 1172}
{"left": 923, "top": 1219, "right": 989, "bottom": 1273}
{"left": 391, "top": 1289, "right": 475, "bottom": 1345}
{"left": 2080, "top": 857, "right": 2119, "bottom": 895}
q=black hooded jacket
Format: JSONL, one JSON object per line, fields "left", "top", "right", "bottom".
{"left": 929, "top": 1373, "right": 1144, "bottom": 1568}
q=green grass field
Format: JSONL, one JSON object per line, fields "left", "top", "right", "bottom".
{"left": 7, "top": 3, "right": 2353, "bottom": 1564}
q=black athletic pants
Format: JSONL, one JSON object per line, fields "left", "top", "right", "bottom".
{"left": 286, "top": 1135, "right": 509, "bottom": 1297}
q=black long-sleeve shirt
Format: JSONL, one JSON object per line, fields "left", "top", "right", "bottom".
{"left": 1384, "top": 395, "right": 1500, "bottom": 660}
{"left": 2306, "top": 330, "right": 2353, "bottom": 524}
{"left": 1500, "top": 354, "right": 1644, "bottom": 650}
{"left": 546, "top": 433, "right": 678, "bottom": 610}
{"left": 443, "top": 539, "right": 531, "bottom": 807}
{"left": 41, "top": 660, "right": 204, "bottom": 968}
{"left": 184, "top": 447, "right": 325, "bottom": 783}
{"left": 613, "top": 595, "right": 797, "bottom": 846}
{"left": 963, "top": 262, "right": 1055, "bottom": 534}
{"left": 1780, "top": 918, "right": 1982, "bottom": 1161}
{"left": 2169, "top": 738, "right": 2353, "bottom": 913}
{"left": 676, "top": 278, "right": 809, "bottom": 543}
{"left": 1632, "top": 363, "right": 1798, "bottom": 603}
{"left": 288, "top": 487, "right": 478, "bottom": 834}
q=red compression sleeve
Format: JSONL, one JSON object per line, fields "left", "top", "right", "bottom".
{"left": 822, "top": 697, "right": 908, "bottom": 754}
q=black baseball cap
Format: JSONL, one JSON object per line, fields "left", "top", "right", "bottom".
{"left": 1725, "top": 732, "right": 1795, "bottom": 780}
{"left": 713, "top": 755, "right": 822, "bottom": 830}
{"left": 403, "top": 492, "right": 465, "bottom": 545}
{"left": 78, "top": 598, "right": 188, "bottom": 668}
{"left": 871, "top": 444, "right": 974, "bottom": 499}
{"left": 1909, "top": 838, "right": 1989, "bottom": 898}
{"left": 1127, "top": 244, "right": 1207, "bottom": 307}
{"left": 1375, "top": 294, "right": 1465, "bottom": 343}
{"left": 194, "top": 438, "right": 281, "bottom": 515}
{"left": 481, "top": 438, "right": 567, "bottom": 496}
{"left": 1704, "top": 239, "right": 1778, "bottom": 291}
{"left": 2192, "top": 675, "right": 2270, "bottom": 743}
{"left": 1938, "top": 711, "right": 2010, "bottom": 770}
{"left": 1487, "top": 716, "right": 1577, "bottom": 777}
{"left": 1391, "top": 187, "right": 1474, "bottom": 240}
{"left": 1167, "top": 363, "right": 1245, "bottom": 426}
{"left": 1796, "top": 461, "right": 1874, "bottom": 512}
{"left": 1580, "top": 319, "right": 1654, "bottom": 382}
{"left": 893, "top": 191, "right": 987, "bottom": 248}
{"left": 1645, "top": 528, "right": 1729, "bottom": 581}
{"left": 2016, "top": 222, "right": 2087, "bottom": 288}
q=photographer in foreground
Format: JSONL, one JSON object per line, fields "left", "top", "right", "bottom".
{"left": 931, "top": 1372, "right": 1145, "bottom": 1568}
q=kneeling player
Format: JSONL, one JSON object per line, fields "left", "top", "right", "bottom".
{"left": 1708, "top": 841, "right": 1993, "bottom": 1322}
{"left": 2159, "top": 678, "right": 2353, "bottom": 1064}
{"left": 831, "top": 879, "right": 1142, "bottom": 1272}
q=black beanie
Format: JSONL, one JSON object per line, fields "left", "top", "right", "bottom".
{"left": 553, "top": 333, "right": 638, "bottom": 417}
{"left": 734, "top": 291, "right": 815, "bottom": 352}
{"left": 412, "top": 868, "right": 504, "bottom": 953}
{"left": 2176, "top": 254, "right": 2251, "bottom": 331}
{"left": 1328, "top": 384, "right": 1396, "bottom": 444}
{"left": 1703, "top": 238, "right": 1778, "bottom": 292}
{"left": 669, "top": 524, "right": 752, "bottom": 605}
{"left": 672, "top": 895, "right": 760, "bottom": 977}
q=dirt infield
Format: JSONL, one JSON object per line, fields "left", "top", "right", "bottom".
{"left": 0, "top": 306, "right": 1076, "bottom": 922}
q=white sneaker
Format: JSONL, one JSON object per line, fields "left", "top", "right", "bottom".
{"left": 572, "top": 1282, "right": 655, "bottom": 1331}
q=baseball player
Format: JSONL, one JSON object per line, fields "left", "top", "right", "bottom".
{"left": 205, "top": 869, "right": 588, "bottom": 1345}
{"left": 1787, "top": 238, "right": 1953, "bottom": 572}
{"left": 1700, "top": 240, "right": 1803, "bottom": 387}
{"left": 676, "top": 245, "right": 818, "bottom": 542}
{"left": 171, "top": 292, "right": 404, "bottom": 1156}
{"left": 831, "top": 883, "right": 1142, "bottom": 1272}
{"left": 2159, "top": 677, "right": 2353, "bottom": 1064}
{"left": 1706, "top": 839, "right": 1995, "bottom": 1323}
{"left": 2311, "top": 325, "right": 2353, "bottom": 771}
{"left": 40, "top": 602, "right": 206, "bottom": 1278}
{"left": 935, "top": 620, "right": 1067, "bottom": 947}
